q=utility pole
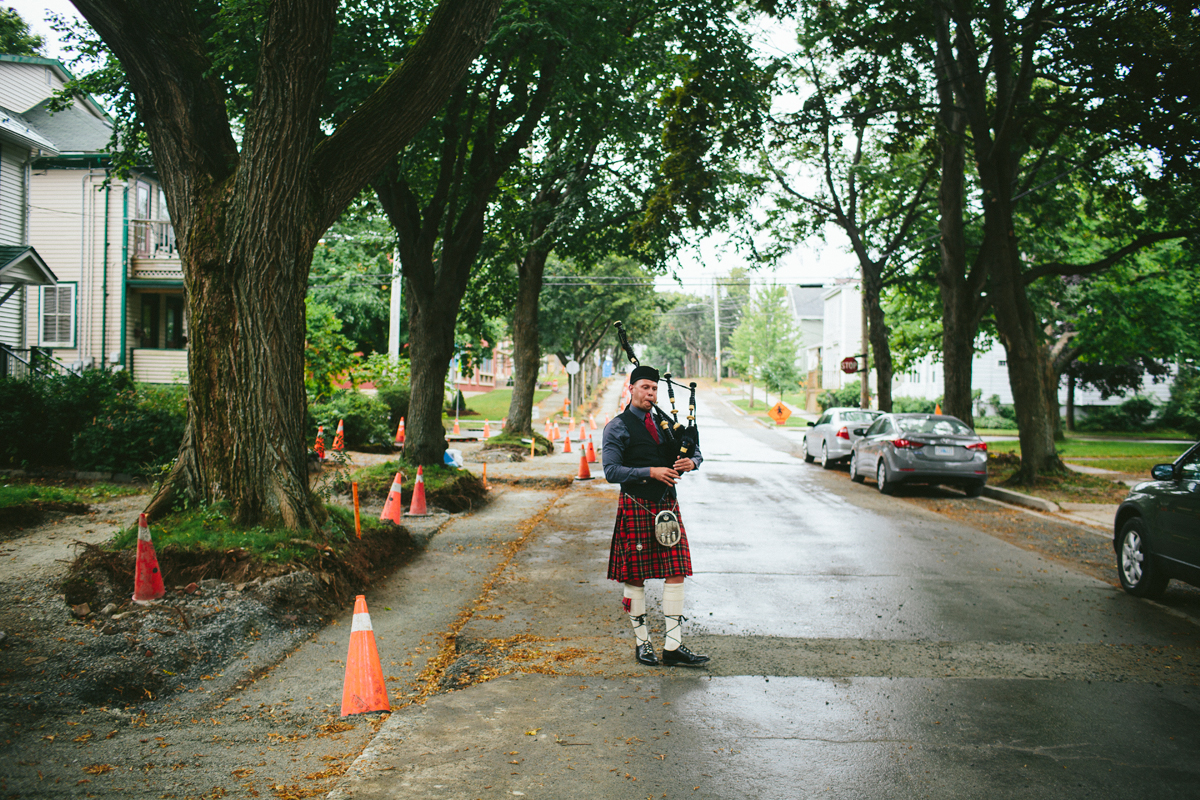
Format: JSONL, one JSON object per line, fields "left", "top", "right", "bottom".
{"left": 388, "top": 249, "right": 402, "bottom": 361}
{"left": 713, "top": 279, "right": 721, "bottom": 381}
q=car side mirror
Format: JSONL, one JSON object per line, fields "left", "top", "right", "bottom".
{"left": 806, "top": 421, "right": 815, "bottom": 427}
{"left": 852, "top": 428, "right": 866, "bottom": 436}
{"left": 1151, "top": 464, "right": 1176, "bottom": 481}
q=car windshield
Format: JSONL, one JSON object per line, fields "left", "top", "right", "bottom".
{"left": 895, "top": 416, "right": 974, "bottom": 436}
{"left": 841, "top": 411, "right": 879, "bottom": 423}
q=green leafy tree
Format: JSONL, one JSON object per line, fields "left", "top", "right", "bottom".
{"left": 728, "top": 284, "right": 802, "bottom": 406}
{"left": 0, "top": 7, "right": 44, "bottom": 55}
{"left": 645, "top": 292, "right": 715, "bottom": 378}
{"left": 309, "top": 208, "right": 395, "bottom": 357}
{"left": 60, "top": 0, "right": 502, "bottom": 528}
{"left": 539, "top": 255, "right": 659, "bottom": 411}
{"left": 304, "top": 299, "right": 358, "bottom": 402}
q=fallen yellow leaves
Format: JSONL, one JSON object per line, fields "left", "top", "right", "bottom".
{"left": 82, "top": 764, "right": 115, "bottom": 775}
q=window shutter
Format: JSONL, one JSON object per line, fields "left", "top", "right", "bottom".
{"left": 41, "top": 286, "right": 75, "bottom": 347}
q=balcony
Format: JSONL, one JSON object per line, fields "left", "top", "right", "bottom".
{"left": 128, "top": 219, "right": 182, "bottom": 281}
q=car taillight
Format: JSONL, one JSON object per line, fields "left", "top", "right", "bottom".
{"left": 890, "top": 438, "right": 922, "bottom": 449}
{"left": 966, "top": 442, "right": 988, "bottom": 452}
{"left": 836, "top": 426, "right": 850, "bottom": 440}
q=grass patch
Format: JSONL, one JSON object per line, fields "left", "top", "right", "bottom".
{"left": 341, "top": 458, "right": 487, "bottom": 512}
{"left": 0, "top": 480, "right": 144, "bottom": 510}
{"left": 1061, "top": 456, "right": 1174, "bottom": 476}
{"left": 731, "top": 398, "right": 808, "bottom": 427}
{"left": 484, "top": 430, "right": 554, "bottom": 456}
{"left": 988, "top": 456, "right": 1130, "bottom": 505}
{"left": 986, "top": 440, "right": 1190, "bottom": 459}
{"left": 444, "top": 388, "right": 550, "bottom": 422}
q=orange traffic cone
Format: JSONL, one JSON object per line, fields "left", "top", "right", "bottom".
{"left": 483, "top": 420, "right": 491, "bottom": 440}
{"left": 340, "top": 595, "right": 391, "bottom": 717}
{"left": 563, "top": 434, "right": 572, "bottom": 454}
{"left": 566, "top": 423, "right": 575, "bottom": 441}
{"left": 408, "top": 465, "right": 428, "bottom": 516}
{"left": 333, "top": 419, "right": 345, "bottom": 451}
{"left": 396, "top": 417, "right": 405, "bottom": 446}
{"left": 935, "top": 403, "right": 942, "bottom": 415}
{"left": 379, "top": 471, "right": 405, "bottom": 524}
{"left": 481, "top": 463, "right": 490, "bottom": 491}
{"left": 132, "top": 513, "right": 165, "bottom": 604}
{"left": 589, "top": 414, "right": 597, "bottom": 430}
{"left": 315, "top": 425, "right": 326, "bottom": 461}
{"left": 452, "top": 418, "right": 461, "bottom": 436}
{"left": 575, "top": 451, "right": 592, "bottom": 481}
{"left": 587, "top": 436, "right": 597, "bottom": 463}
{"left": 553, "top": 422, "right": 561, "bottom": 441}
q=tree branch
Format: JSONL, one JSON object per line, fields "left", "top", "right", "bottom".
{"left": 1023, "top": 229, "right": 1198, "bottom": 284}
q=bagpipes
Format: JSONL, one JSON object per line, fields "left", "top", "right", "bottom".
{"left": 615, "top": 321, "right": 700, "bottom": 461}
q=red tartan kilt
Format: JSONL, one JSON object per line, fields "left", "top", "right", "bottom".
{"left": 607, "top": 494, "right": 692, "bottom": 582}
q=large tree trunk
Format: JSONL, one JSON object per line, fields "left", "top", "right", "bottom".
{"left": 984, "top": 206, "right": 1064, "bottom": 482}
{"left": 933, "top": 18, "right": 981, "bottom": 429}
{"left": 404, "top": 276, "right": 463, "bottom": 466}
{"left": 505, "top": 246, "right": 549, "bottom": 435}
{"left": 863, "top": 270, "right": 893, "bottom": 412}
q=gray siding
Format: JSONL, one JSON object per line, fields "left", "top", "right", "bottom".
{"left": 0, "top": 143, "right": 26, "bottom": 246}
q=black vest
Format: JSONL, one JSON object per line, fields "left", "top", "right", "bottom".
{"left": 618, "top": 407, "right": 676, "bottom": 501}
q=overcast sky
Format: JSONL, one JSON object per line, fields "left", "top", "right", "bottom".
{"left": 6, "top": 1, "right": 860, "bottom": 292}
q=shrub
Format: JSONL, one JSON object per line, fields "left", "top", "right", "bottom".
{"left": 974, "top": 415, "right": 1015, "bottom": 430}
{"left": 1159, "top": 368, "right": 1200, "bottom": 437}
{"left": 818, "top": 380, "right": 861, "bottom": 411}
{"left": 375, "top": 383, "right": 410, "bottom": 427}
{"left": 891, "top": 396, "right": 937, "bottom": 414}
{"left": 0, "top": 370, "right": 133, "bottom": 468}
{"left": 1078, "top": 395, "right": 1157, "bottom": 433}
{"left": 70, "top": 383, "right": 187, "bottom": 476}
{"left": 307, "top": 390, "right": 392, "bottom": 450}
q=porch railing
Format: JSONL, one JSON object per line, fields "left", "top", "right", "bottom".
{"left": 0, "top": 344, "right": 77, "bottom": 379}
{"left": 130, "top": 218, "right": 178, "bottom": 260}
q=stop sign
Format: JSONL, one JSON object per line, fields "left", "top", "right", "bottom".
{"left": 840, "top": 356, "right": 859, "bottom": 374}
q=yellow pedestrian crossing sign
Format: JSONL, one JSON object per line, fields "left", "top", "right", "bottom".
{"left": 768, "top": 402, "right": 791, "bottom": 425}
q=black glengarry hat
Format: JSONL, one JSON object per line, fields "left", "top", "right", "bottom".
{"left": 629, "top": 364, "right": 660, "bottom": 385}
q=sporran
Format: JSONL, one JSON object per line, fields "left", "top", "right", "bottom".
{"left": 654, "top": 509, "right": 682, "bottom": 548}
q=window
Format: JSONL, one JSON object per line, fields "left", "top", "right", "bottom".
{"left": 164, "top": 296, "right": 185, "bottom": 349}
{"left": 998, "top": 359, "right": 1007, "bottom": 367}
{"left": 40, "top": 285, "right": 76, "bottom": 348}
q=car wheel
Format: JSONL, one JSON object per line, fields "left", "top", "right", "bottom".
{"left": 802, "top": 436, "right": 814, "bottom": 463}
{"left": 876, "top": 460, "right": 894, "bottom": 495}
{"left": 964, "top": 481, "right": 985, "bottom": 498}
{"left": 820, "top": 441, "right": 835, "bottom": 470}
{"left": 1117, "top": 517, "right": 1169, "bottom": 598}
{"left": 849, "top": 453, "right": 865, "bottom": 483}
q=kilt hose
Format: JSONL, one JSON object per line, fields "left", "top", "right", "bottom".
{"left": 607, "top": 493, "right": 693, "bottom": 582}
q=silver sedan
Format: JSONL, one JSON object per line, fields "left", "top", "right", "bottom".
{"left": 848, "top": 413, "right": 988, "bottom": 496}
{"left": 802, "top": 407, "right": 883, "bottom": 469}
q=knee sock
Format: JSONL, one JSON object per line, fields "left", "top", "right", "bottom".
{"left": 663, "top": 582, "right": 685, "bottom": 651}
{"left": 624, "top": 583, "right": 648, "bottom": 646}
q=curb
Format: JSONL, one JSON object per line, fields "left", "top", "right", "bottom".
{"left": 981, "top": 484, "right": 1059, "bottom": 513}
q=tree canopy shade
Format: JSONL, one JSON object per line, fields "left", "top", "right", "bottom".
{"left": 728, "top": 284, "right": 802, "bottom": 400}
{"left": 66, "top": 0, "right": 501, "bottom": 528}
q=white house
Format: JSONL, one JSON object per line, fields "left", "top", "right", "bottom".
{"left": 0, "top": 54, "right": 183, "bottom": 383}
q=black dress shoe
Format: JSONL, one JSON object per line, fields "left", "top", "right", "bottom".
{"left": 662, "top": 644, "right": 710, "bottom": 667}
{"left": 635, "top": 641, "right": 659, "bottom": 666}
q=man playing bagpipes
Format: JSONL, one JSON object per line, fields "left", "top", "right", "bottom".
{"left": 601, "top": 322, "right": 709, "bottom": 667}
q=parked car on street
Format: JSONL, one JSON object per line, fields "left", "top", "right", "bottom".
{"left": 802, "top": 407, "right": 883, "bottom": 469}
{"left": 848, "top": 413, "right": 988, "bottom": 496}
{"left": 1113, "top": 442, "right": 1200, "bottom": 598}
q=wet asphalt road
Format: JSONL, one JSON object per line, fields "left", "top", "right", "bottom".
{"left": 341, "top": 387, "right": 1200, "bottom": 800}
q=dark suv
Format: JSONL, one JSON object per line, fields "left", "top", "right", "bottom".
{"left": 1113, "top": 442, "right": 1200, "bottom": 597}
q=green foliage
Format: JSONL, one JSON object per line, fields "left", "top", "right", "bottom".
{"left": 1157, "top": 369, "right": 1200, "bottom": 438}
{"left": 70, "top": 384, "right": 187, "bottom": 477}
{"left": 0, "top": 7, "right": 44, "bottom": 55}
{"left": 0, "top": 481, "right": 143, "bottom": 510}
{"left": 644, "top": 291, "right": 712, "bottom": 376}
{"left": 309, "top": 210, "right": 395, "bottom": 356}
{"left": 305, "top": 297, "right": 359, "bottom": 402}
{"left": 891, "top": 396, "right": 937, "bottom": 414}
{"left": 1076, "top": 396, "right": 1158, "bottom": 433}
{"left": 307, "top": 390, "right": 392, "bottom": 450}
{"left": 818, "top": 380, "right": 861, "bottom": 412}
{"left": 728, "top": 284, "right": 802, "bottom": 394}
{"left": 0, "top": 370, "right": 134, "bottom": 468}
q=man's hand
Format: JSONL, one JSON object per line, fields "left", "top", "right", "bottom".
{"left": 674, "top": 457, "right": 696, "bottom": 473}
{"left": 649, "top": 466, "right": 680, "bottom": 486}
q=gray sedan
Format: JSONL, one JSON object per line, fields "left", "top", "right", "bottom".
{"left": 848, "top": 413, "right": 988, "bottom": 496}
{"left": 802, "top": 407, "right": 882, "bottom": 469}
